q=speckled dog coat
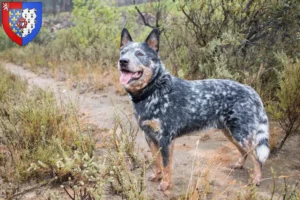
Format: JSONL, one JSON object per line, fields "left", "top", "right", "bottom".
{"left": 135, "top": 76, "right": 269, "bottom": 163}
{"left": 118, "top": 28, "right": 270, "bottom": 188}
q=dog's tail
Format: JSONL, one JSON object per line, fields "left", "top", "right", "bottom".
{"left": 255, "top": 120, "right": 270, "bottom": 164}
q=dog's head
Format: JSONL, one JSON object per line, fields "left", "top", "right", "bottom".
{"left": 118, "top": 28, "right": 161, "bottom": 94}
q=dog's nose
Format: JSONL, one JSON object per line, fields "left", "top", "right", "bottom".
{"left": 119, "top": 58, "right": 129, "bottom": 67}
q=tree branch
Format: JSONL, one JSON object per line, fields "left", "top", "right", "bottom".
{"left": 243, "top": 0, "right": 255, "bottom": 12}
{"left": 135, "top": 6, "right": 156, "bottom": 29}
{"left": 180, "top": 5, "right": 200, "bottom": 29}
{"left": 135, "top": 5, "right": 164, "bottom": 34}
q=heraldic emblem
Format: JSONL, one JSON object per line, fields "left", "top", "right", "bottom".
{"left": 2, "top": 2, "right": 42, "bottom": 46}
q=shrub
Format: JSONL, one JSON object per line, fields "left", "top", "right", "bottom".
{"left": 0, "top": 66, "right": 94, "bottom": 183}
{"left": 0, "top": 28, "right": 17, "bottom": 52}
{"left": 268, "top": 57, "right": 300, "bottom": 151}
{"left": 105, "top": 113, "right": 147, "bottom": 199}
{"left": 160, "top": 0, "right": 300, "bottom": 101}
{"left": 0, "top": 66, "right": 147, "bottom": 199}
{"left": 0, "top": 66, "right": 27, "bottom": 102}
{"left": 32, "top": 27, "right": 56, "bottom": 45}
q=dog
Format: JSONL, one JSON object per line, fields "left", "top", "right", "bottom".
{"left": 118, "top": 28, "right": 270, "bottom": 191}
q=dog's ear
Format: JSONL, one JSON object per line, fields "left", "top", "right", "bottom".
{"left": 145, "top": 28, "right": 159, "bottom": 52}
{"left": 120, "top": 28, "right": 133, "bottom": 48}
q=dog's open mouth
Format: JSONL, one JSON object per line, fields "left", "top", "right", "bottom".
{"left": 120, "top": 69, "right": 143, "bottom": 85}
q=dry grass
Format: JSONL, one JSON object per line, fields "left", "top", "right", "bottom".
{"left": 0, "top": 65, "right": 299, "bottom": 199}
{"left": 0, "top": 66, "right": 94, "bottom": 192}
{"left": 0, "top": 66, "right": 144, "bottom": 199}
{"left": 0, "top": 46, "right": 126, "bottom": 96}
{"left": 178, "top": 139, "right": 300, "bottom": 200}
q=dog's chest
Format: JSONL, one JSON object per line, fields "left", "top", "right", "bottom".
{"left": 136, "top": 91, "right": 172, "bottom": 115}
{"left": 133, "top": 93, "right": 174, "bottom": 136}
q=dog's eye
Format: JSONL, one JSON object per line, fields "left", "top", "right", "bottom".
{"left": 120, "top": 51, "right": 126, "bottom": 55}
{"left": 137, "top": 52, "right": 144, "bottom": 57}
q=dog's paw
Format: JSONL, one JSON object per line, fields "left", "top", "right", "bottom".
{"left": 251, "top": 176, "right": 261, "bottom": 186}
{"left": 148, "top": 173, "right": 162, "bottom": 182}
{"left": 157, "top": 181, "right": 171, "bottom": 191}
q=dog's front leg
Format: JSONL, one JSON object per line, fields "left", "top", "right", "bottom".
{"left": 147, "top": 140, "right": 163, "bottom": 182}
{"left": 158, "top": 138, "right": 174, "bottom": 191}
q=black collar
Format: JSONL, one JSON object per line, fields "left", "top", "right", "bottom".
{"left": 129, "top": 69, "right": 169, "bottom": 104}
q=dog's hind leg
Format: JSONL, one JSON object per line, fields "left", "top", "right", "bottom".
{"left": 249, "top": 150, "right": 262, "bottom": 186}
{"left": 158, "top": 139, "right": 174, "bottom": 191}
{"left": 148, "top": 141, "right": 163, "bottom": 182}
{"left": 223, "top": 129, "right": 248, "bottom": 169}
{"left": 224, "top": 126, "right": 267, "bottom": 185}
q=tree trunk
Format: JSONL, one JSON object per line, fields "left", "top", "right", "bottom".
{"left": 277, "top": 132, "right": 291, "bottom": 150}
{"left": 52, "top": 0, "right": 57, "bottom": 16}
{"left": 68, "top": 0, "right": 73, "bottom": 12}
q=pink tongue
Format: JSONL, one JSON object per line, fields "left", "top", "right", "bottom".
{"left": 120, "top": 71, "right": 134, "bottom": 85}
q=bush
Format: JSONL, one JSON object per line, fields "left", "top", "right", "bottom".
{"left": 106, "top": 114, "right": 147, "bottom": 199}
{"left": 0, "top": 66, "right": 94, "bottom": 183}
{"left": 32, "top": 27, "right": 56, "bottom": 45}
{"left": 267, "top": 57, "right": 300, "bottom": 151}
{"left": 0, "top": 66, "right": 26, "bottom": 102}
{"left": 160, "top": 0, "right": 300, "bottom": 101}
{"left": 0, "top": 28, "right": 17, "bottom": 52}
{"left": 0, "top": 66, "right": 147, "bottom": 198}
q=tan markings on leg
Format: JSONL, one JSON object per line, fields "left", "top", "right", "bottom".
{"left": 249, "top": 152, "right": 262, "bottom": 186}
{"left": 148, "top": 142, "right": 163, "bottom": 182}
{"left": 223, "top": 129, "right": 248, "bottom": 169}
{"left": 142, "top": 119, "right": 161, "bottom": 132}
{"left": 159, "top": 141, "right": 175, "bottom": 191}
{"left": 246, "top": 140, "right": 262, "bottom": 186}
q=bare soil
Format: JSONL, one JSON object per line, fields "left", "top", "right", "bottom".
{"left": 1, "top": 63, "right": 299, "bottom": 200}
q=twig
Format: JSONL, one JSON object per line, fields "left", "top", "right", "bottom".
{"left": 283, "top": 178, "right": 288, "bottom": 200}
{"left": 243, "top": 0, "right": 255, "bottom": 12}
{"left": 135, "top": 6, "right": 156, "bottom": 29}
{"left": 270, "top": 168, "right": 276, "bottom": 200}
{"left": 135, "top": 3, "right": 165, "bottom": 34}
{"left": 63, "top": 186, "right": 75, "bottom": 200}
{"left": 180, "top": 5, "right": 200, "bottom": 29}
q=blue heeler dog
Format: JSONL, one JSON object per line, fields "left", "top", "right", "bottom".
{"left": 118, "top": 28, "right": 270, "bottom": 191}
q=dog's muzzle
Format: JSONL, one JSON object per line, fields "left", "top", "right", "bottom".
{"left": 119, "top": 58, "right": 129, "bottom": 69}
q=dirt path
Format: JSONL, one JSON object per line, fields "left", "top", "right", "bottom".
{"left": 5, "top": 63, "right": 133, "bottom": 130}
{"left": 3, "top": 63, "right": 300, "bottom": 200}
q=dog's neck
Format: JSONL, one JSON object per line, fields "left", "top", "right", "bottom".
{"left": 128, "top": 68, "right": 173, "bottom": 104}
